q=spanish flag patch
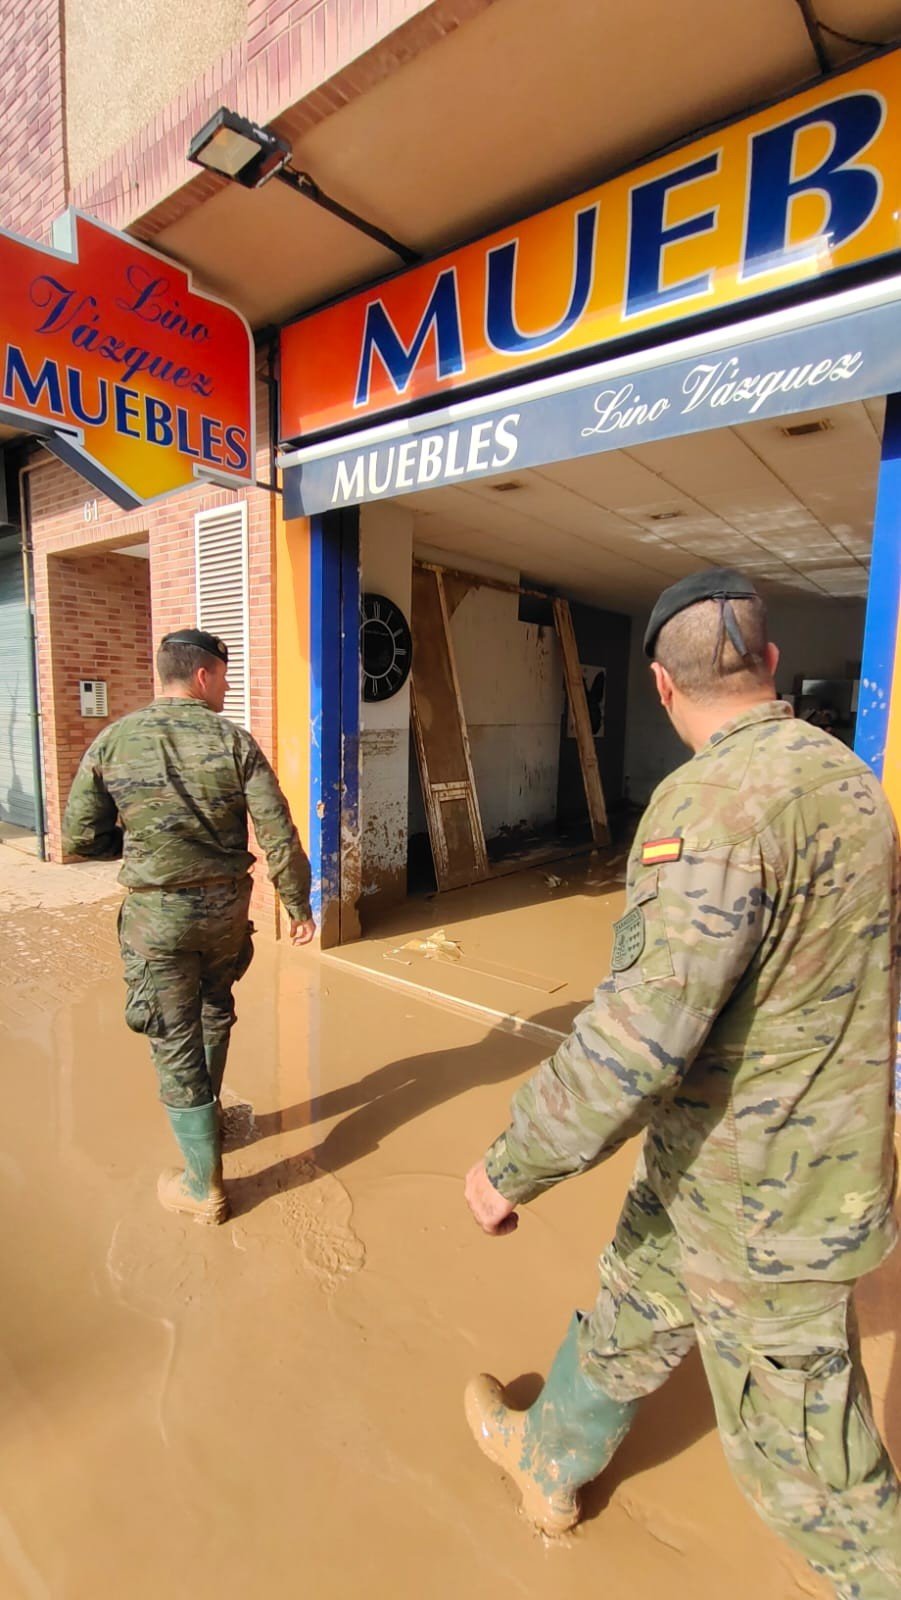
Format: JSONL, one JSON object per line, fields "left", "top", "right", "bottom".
{"left": 641, "top": 836, "right": 683, "bottom": 866}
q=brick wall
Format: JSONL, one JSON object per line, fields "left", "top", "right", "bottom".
{"left": 71, "top": 0, "right": 496, "bottom": 241}
{"left": 46, "top": 551, "right": 154, "bottom": 805}
{"left": 28, "top": 378, "right": 284, "bottom": 929}
{"left": 0, "top": 0, "right": 67, "bottom": 239}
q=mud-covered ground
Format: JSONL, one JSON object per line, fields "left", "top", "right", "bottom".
{"left": 1, "top": 841, "right": 896, "bottom": 1598}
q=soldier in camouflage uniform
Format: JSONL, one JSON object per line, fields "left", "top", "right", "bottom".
{"left": 463, "top": 571, "right": 900, "bottom": 1598}
{"left": 62, "top": 628, "right": 314, "bottom": 1226}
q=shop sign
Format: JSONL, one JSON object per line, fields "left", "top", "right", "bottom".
{"left": 282, "top": 293, "right": 901, "bottom": 516}
{"left": 281, "top": 50, "right": 901, "bottom": 442}
{"left": 0, "top": 211, "right": 255, "bottom": 508}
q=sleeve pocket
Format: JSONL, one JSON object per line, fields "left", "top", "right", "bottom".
{"left": 613, "top": 872, "right": 674, "bottom": 992}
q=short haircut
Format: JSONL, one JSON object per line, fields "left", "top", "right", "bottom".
{"left": 654, "top": 595, "right": 772, "bottom": 699}
{"left": 157, "top": 639, "right": 222, "bottom": 685}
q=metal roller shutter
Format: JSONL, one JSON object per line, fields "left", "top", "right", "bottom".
{"left": 0, "top": 548, "right": 35, "bottom": 829}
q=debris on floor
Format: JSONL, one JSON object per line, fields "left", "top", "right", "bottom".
{"left": 398, "top": 928, "right": 463, "bottom": 963}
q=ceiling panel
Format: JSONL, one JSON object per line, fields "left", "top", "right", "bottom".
{"left": 404, "top": 396, "right": 884, "bottom": 608}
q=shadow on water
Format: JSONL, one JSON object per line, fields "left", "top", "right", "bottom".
{"left": 226, "top": 998, "right": 585, "bottom": 1213}
{"left": 227, "top": 964, "right": 901, "bottom": 1491}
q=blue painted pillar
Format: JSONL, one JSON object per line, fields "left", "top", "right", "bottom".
{"left": 309, "top": 509, "right": 360, "bottom": 945}
{"left": 855, "top": 392, "right": 901, "bottom": 1101}
{"left": 855, "top": 391, "right": 901, "bottom": 779}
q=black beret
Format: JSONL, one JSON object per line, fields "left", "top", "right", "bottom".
{"left": 160, "top": 628, "right": 229, "bottom": 664}
{"left": 644, "top": 568, "right": 759, "bottom": 658}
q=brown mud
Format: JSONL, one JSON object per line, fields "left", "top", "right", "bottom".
{"left": 0, "top": 856, "right": 896, "bottom": 1599}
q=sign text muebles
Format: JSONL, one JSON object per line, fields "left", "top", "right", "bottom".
{"left": 282, "top": 290, "right": 901, "bottom": 516}
{"left": 0, "top": 212, "right": 255, "bottom": 508}
{"left": 281, "top": 50, "right": 901, "bottom": 443}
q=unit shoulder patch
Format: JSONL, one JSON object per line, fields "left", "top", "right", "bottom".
{"left": 611, "top": 905, "right": 646, "bottom": 972}
{"left": 641, "top": 835, "right": 683, "bottom": 866}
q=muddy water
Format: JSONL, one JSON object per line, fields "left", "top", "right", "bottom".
{"left": 0, "top": 885, "right": 896, "bottom": 1599}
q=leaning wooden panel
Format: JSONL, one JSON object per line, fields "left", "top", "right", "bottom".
{"left": 410, "top": 564, "right": 489, "bottom": 891}
{"left": 553, "top": 597, "right": 610, "bottom": 847}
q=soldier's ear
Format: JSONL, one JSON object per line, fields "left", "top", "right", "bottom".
{"left": 651, "top": 661, "right": 673, "bottom": 709}
{"left": 764, "top": 642, "right": 780, "bottom": 679}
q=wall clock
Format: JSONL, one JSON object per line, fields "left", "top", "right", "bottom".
{"left": 361, "top": 592, "right": 413, "bottom": 702}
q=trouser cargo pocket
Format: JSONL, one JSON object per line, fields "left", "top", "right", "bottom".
{"left": 121, "top": 949, "right": 166, "bottom": 1038}
{"left": 739, "top": 1345, "right": 885, "bottom": 1493}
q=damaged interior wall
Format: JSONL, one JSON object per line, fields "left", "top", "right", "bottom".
{"left": 358, "top": 500, "right": 864, "bottom": 915}
{"left": 358, "top": 501, "right": 414, "bottom": 917}
{"left": 624, "top": 594, "right": 867, "bottom": 804}
{"left": 556, "top": 601, "right": 631, "bottom": 827}
{"left": 450, "top": 584, "right": 563, "bottom": 839}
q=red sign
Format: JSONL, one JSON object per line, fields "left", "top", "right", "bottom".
{"left": 0, "top": 211, "right": 255, "bottom": 507}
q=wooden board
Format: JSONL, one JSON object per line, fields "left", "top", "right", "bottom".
{"left": 553, "top": 597, "right": 610, "bottom": 846}
{"left": 410, "top": 565, "right": 489, "bottom": 891}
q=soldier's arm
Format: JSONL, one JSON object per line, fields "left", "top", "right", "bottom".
{"left": 241, "top": 738, "right": 313, "bottom": 921}
{"left": 484, "top": 824, "right": 777, "bottom": 1205}
{"left": 61, "top": 740, "right": 123, "bottom": 859}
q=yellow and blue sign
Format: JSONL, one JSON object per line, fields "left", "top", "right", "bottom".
{"left": 0, "top": 211, "right": 255, "bottom": 509}
{"left": 281, "top": 50, "right": 901, "bottom": 441}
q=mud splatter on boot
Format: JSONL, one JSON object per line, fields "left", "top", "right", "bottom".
{"left": 158, "top": 1101, "right": 229, "bottom": 1226}
{"left": 464, "top": 1313, "right": 636, "bottom": 1534}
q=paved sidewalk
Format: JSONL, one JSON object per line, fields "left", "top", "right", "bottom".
{"left": 0, "top": 836, "right": 122, "bottom": 912}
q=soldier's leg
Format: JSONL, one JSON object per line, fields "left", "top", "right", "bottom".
{"left": 691, "top": 1276, "right": 901, "bottom": 1599}
{"left": 119, "top": 897, "right": 210, "bottom": 1106}
{"left": 579, "top": 1160, "right": 697, "bottom": 1401}
{"left": 118, "top": 896, "right": 227, "bottom": 1223}
{"left": 466, "top": 1160, "right": 696, "bottom": 1533}
{"left": 199, "top": 917, "right": 254, "bottom": 1101}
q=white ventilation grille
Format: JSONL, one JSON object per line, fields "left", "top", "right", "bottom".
{"left": 194, "top": 503, "right": 250, "bottom": 728}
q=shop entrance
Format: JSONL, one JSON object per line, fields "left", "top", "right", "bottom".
{"left": 325, "top": 391, "right": 880, "bottom": 1027}
{"left": 43, "top": 537, "right": 154, "bottom": 841}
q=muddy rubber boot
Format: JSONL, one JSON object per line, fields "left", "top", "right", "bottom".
{"left": 158, "top": 1102, "right": 230, "bottom": 1226}
{"left": 464, "top": 1313, "right": 637, "bottom": 1535}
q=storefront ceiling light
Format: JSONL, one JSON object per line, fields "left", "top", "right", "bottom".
{"left": 188, "top": 107, "right": 291, "bottom": 188}
{"left": 649, "top": 510, "right": 684, "bottom": 522}
{"left": 187, "top": 107, "right": 420, "bottom": 264}
{"left": 490, "top": 480, "right": 524, "bottom": 492}
{"left": 781, "top": 418, "right": 832, "bottom": 437}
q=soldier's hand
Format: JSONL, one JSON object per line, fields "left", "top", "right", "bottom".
{"left": 290, "top": 917, "right": 317, "bottom": 946}
{"left": 465, "top": 1160, "right": 519, "bottom": 1236}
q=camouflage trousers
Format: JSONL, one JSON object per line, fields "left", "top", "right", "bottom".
{"left": 577, "top": 1163, "right": 900, "bottom": 1599}
{"left": 117, "top": 880, "right": 255, "bottom": 1108}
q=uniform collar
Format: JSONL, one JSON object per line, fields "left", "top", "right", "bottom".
{"left": 154, "top": 695, "right": 213, "bottom": 709}
{"left": 702, "top": 698, "right": 793, "bottom": 752}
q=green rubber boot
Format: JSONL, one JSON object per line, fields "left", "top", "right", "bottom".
{"left": 158, "top": 1102, "right": 229, "bottom": 1226}
{"left": 464, "top": 1313, "right": 637, "bottom": 1534}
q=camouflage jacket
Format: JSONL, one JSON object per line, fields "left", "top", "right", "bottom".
{"left": 486, "top": 702, "right": 900, "bottom": 1282}
{"left": 61, "top": 698, "right": 312, "bottom": 920}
